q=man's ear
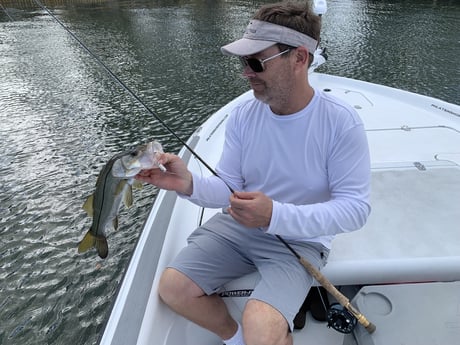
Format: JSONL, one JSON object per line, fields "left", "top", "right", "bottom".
{"left": 294, "top": 46, "right": 309, "bottom": 67}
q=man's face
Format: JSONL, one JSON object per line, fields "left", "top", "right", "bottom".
{"left": 241, "top": 45, "right": 295, "bottom": 111}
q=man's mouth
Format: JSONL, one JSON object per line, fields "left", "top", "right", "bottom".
{"left": 249, "top": 79, "right": 264, "bottom": 88}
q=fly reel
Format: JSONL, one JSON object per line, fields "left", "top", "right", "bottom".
{"left": 326, "top": 303, "right": 358, "bottom": 334}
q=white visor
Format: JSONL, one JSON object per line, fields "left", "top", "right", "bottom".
{"left": 221, "top": 19, "right": 318, "bottom": 56}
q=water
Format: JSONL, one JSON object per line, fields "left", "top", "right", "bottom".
{"left": 0, "top": 1, "right": 458, "bottom": 344}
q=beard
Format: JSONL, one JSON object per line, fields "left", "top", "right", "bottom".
{"left": 250, "top": 77, "right": 294, "bottom": 111}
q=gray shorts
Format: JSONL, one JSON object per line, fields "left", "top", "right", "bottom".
{"left": 168, "top": 213, "right": 329, "bottom": 330}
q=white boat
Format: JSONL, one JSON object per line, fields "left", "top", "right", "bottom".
{"left": 98, "top": 47, "right": 460, "bottom": 345}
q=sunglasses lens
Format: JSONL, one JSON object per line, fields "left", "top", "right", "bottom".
{"left": 247, "top": 58, "right": 263, "bottom": 72}
{"left": 239, "top": 57, "right": 263, "bottom": 72}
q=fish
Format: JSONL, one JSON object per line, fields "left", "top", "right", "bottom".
{"left": 77, "top": 141, "right": 165, "bottom": 259}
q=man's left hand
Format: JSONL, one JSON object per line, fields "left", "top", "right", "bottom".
{"left": 227, "top": 191, "right": 272, "bottom": 228}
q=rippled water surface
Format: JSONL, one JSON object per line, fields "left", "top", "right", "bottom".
{"left": 0, "top": 0, "right": 458, "bottom": 344}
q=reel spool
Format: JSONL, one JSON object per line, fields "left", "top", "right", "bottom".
{"left": 326, "top": 303, "right": 358, "bottom": 334}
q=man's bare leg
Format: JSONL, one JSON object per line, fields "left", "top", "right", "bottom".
{"left": 158, "top": 268, "right": 238, "bottom": 340}
{"left": 159, "top": 268, "right": 293, "bottom": 345}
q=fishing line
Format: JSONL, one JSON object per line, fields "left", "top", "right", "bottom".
{"left": 32, "top": 0, "right": 224, "bottom": 186}
{"left": 1, "top": 3, "right": 14, "bottom": 21}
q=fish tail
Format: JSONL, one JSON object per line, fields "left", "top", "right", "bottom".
{"left": 95, "top": 236, "right": 109, "bottom": 259}
{"left": 77, "top": 229, "right": 109, "bottom": 259}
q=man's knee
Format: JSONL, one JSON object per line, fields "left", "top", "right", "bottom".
{"left": 158, "top": 268, "right": 203, "bottom": 307}
{"left": 242, "top": 300, "right": 291, "bottom": 345}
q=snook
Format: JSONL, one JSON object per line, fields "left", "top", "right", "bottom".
{"left": 77, "top": 141, "right": 163, "bottom": 259}
{"left": 77, "top": 151, "right": 140, "bottom": 259}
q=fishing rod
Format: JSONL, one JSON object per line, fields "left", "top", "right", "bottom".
{"left": 35, "top": 0, "right": 375, "bottom": 334}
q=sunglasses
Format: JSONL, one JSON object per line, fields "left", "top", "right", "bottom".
{"left": 239, "top": 48, "right": 292, "bottom": 73}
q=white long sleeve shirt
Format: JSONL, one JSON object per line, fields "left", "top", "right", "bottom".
{"left": 184, "top": 89, "right": 371, "bottom": 248}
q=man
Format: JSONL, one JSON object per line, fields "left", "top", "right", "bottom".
{"left": 136, "top": 2, "right": 371, "bottom": 345}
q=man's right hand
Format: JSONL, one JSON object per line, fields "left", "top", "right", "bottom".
{"left": 136, "top": 153, "right": 193, "bottom": 196}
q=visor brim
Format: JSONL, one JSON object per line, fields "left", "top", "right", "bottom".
{"left": 221, "top": 38, "right": 276, "bottom": 56}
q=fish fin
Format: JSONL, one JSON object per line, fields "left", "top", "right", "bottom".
{"left": 95, "top": 236, "right": 108, "bottom": 259}
{"left": 113, "top": 216, "right": 119, "bottom": 230}
{"left": 77, "top": 229, "right": 96, "bottom": 253}
{"left": 132, "top": 180, "right": 143, "bottom": 189}
{"left": 115, "top": 180, "right": 127, "bottom": 196}
{"left": 82, "top": 195, "right": 94, "bottom": 217}
{"left": 123, "top": 184, "right": 133, "bottom": 208}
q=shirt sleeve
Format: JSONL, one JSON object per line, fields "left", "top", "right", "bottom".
{"left": 177, "top": 172, "right": 233, "bottom": 208}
